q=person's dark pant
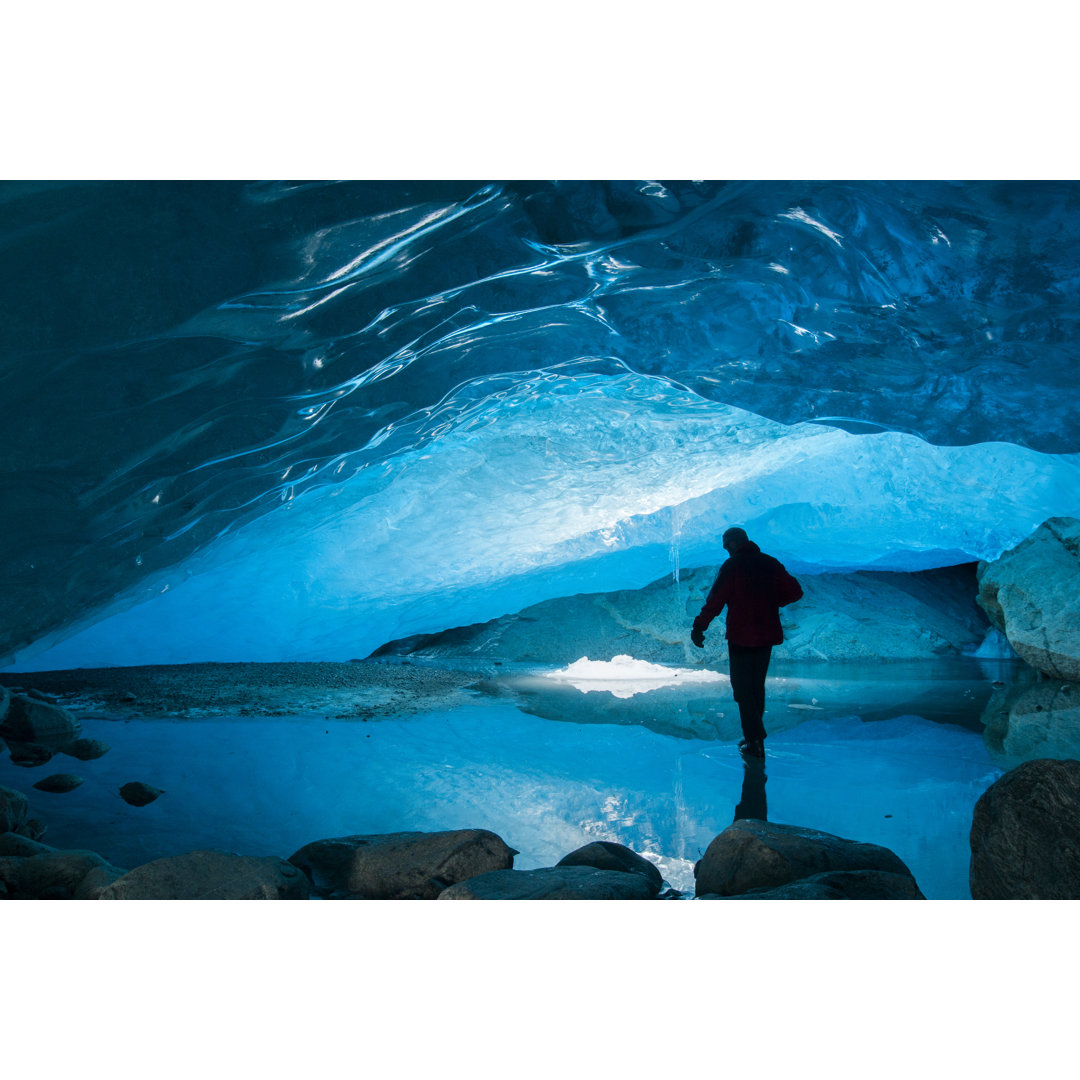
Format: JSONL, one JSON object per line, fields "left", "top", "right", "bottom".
{"left": 728, "top": 643, "right": 773, "bottom": 742}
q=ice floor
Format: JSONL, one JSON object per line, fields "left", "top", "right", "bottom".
{"left": 2, "top": 657, "right": 1051, "bottom": 899}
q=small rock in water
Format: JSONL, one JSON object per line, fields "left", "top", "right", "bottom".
{"left": 119, "top": 781, "right": 164, "bottom": 806}
{"left": 33, "top": 773, "right": 85, "bottom": 793}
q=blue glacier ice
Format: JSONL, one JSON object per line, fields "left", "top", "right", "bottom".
{"left": 3, "top": 180, "right": 1080, "bottom": 667}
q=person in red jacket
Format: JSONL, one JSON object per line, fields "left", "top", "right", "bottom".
{"left": 691, "top": 527, "right": 803, "bottom": 758}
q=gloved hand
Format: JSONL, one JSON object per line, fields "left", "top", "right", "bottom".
{"left": 691, "top": 627, "right": 705, "bottom": 648}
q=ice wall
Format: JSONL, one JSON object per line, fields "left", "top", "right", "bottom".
{"left": 3, "top": 181, "right": 1080, "bottom": 668}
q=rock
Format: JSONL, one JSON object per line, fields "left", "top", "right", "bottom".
{"left": 970, "top": 758, "right": 1080, "bottom": 899}
{"left": 288, "top": 829, "right": 518, "bottom": 899}
{"left": 555, "top": 840, "right": 663, "bottom": 895}
{"left": 6, "top": 741, "right": 55, "bottom": 767}
{"left": 0, "top": 694, "right": 81, "bottom": 746}
{"left": 977, "top": 517, "right": 1080, "bottom": 680}
{"left": 694, "top": 819, "right": 918, "bottom": 897}
{"left": 0, "top": 685, "right": 9, "bottom": 723}
{"left": 26, "top": 688, "right": 60, "bottom": 704}
{"left": 8, "top": 849, "right": 118, "bottom": 900}
{"left": 0, "top": 832, "right": 54, "bottom": 857}
{"left": 19, "top": 819, "right": 47, "bottom": 841}
{"left": 438, "top": 866, "right": 657, "bottom": 900}
{"left": 119, "top": 781, "right": 164, "bottom": 806}
{"left": 32, "top": 773, "right": 85, "bottom": 794}
{"left": 61, "top": 738, "right": 112, "bottom": 761}
{"left": 698, "top": 869, "right": 926, "bottom": 900}
{"left": 74, "top": 864, "right": 128, "bottom": 900}
{"left": 0, "top": 785, "right": 29, "bottom": 833}
{"left": 98, "top": 850, "right": 312, "bottom": 900}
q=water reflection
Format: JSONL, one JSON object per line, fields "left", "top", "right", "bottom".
{"left": 734, "top": 755, "right": 768, "bottom": 822}
{"left": 981, "top": 677, "right": 1080, "bottom": 767}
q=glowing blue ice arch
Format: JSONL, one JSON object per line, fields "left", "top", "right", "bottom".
{"left": 9, "top": 368, "right": 1080, "bottom": 671}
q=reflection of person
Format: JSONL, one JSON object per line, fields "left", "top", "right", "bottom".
{"left": 734, "top": 755, "right": 767, "bottom": 821}
{"left": 691, "top": 527, "right": 803, "bottom": 758}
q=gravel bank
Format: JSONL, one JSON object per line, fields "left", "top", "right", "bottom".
{"left": 0, "top": 661, "right": 487, "bottom": 719}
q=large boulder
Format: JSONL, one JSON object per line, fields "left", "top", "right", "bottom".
{"left": 438, "top": 866, "right": 656, "bottom": 900}
{"left": 555, "top": 841, "right": 663, "bottom": 895}
{"left": 977, "top": 517, "right": 1080, "bottom": 681}
{"left": 970, "top": 758, "right": 1080, "bottom": 899}
{"left": 0, "top": 694, "right": 81, "bottom": 747}
{"left": 288, "top": 829, "right": 518, "bottom": 899}
{"left": 98, "top": 850, "right": 312, "bottom": 900}
{"left": 694, "top": 819, "right": 918, "bottom": 898}
{"left": 699, "top": 869, "right": 925, "bottom": 900}
{"left": 0, "top": 785, "right": 29, "bottom": 833}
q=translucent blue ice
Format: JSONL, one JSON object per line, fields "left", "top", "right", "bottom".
{"left": 3, "top": 181, "right": 1080, "bottom": 666}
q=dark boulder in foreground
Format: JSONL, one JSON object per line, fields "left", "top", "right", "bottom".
{"left": 119, "top": 782, "right": 164, "bottom": 806}
{"left": 699, "top": 869, "right": 926, "bottom": 900}
{"left": 99, "top": 850, "right": 311, "bottom": 900}
{"left": 970, "top": 758, "right": 1080, "bottom": 899}
{"left": 695, "top": 819, "right": 919, "bottom": 898}
{"left": 439, "top": 865, "right": 656, "bottom": 900}
{"left": 288, "top": 829, "right": 518, "bottom": 899}
{"left": 2, "top": 849, "right": 123, "bottom": 900}
{"left": 555, "top": 841, "right": 663, "bottom": 895}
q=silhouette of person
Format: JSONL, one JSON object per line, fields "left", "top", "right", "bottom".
{"left": 691, "top": 526, "right": 803, "bottom": 758}
{"left": 734, "top": 754, "right": 767, "bottom": 821}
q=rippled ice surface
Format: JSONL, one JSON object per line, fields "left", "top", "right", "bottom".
{"left": 1, "top": 667, "right": 1018, "bottom": 899}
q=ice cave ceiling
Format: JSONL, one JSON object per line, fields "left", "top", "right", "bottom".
{"left": 3, "top": 179, "right": 1080, "bottom": 669}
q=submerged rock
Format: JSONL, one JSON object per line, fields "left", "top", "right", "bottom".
{"left": 6, "top": 741, "right": 55, "bottom": 767}
{"left": 970, "top": 758, "right": 1080, "bottom": 899}
{"left": 0, "top": 831, "right": 54, "bottom": 857}
{"left": 99, "top": 849, "right": 311, "bottom": 900}
{"left": 32, "top": 773, "right": 85, "bottom": 794}
{"left": 694, "top": 819, "right": 918, "bottom": 898}
{"left": 977, "top": 517, "right": 1080, "bottom": 681}
{"left": 699, "top": 869, "right": 926, "bottom": 900}
{"left": 555, "top": 841, "right": 663, "bottom": 895}
{"left": 438, "top": 865, "right": 656, "bottom": 900}
{"left": 61, "top": 738, "right": 112, "bottom": 761}
{"left": 119, "top": 781, "right": 164, "bottom": 806}
{"left": 288, "top": 829, "right": 518, "bottom": 899}
{"left": 0, "top": 785, "right": 29, "bottom": 833}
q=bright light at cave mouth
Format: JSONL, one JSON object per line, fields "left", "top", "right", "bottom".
{"left": 545, "top": 656, "right": 730, "bottom": 699}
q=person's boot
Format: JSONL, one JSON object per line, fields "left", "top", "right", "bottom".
{"left": 739, "top": 738, "right": 765, "bottom": 758}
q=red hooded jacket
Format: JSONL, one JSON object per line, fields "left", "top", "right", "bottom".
{"left": 693, "top": 541, "right": 803, "bottom": 647}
